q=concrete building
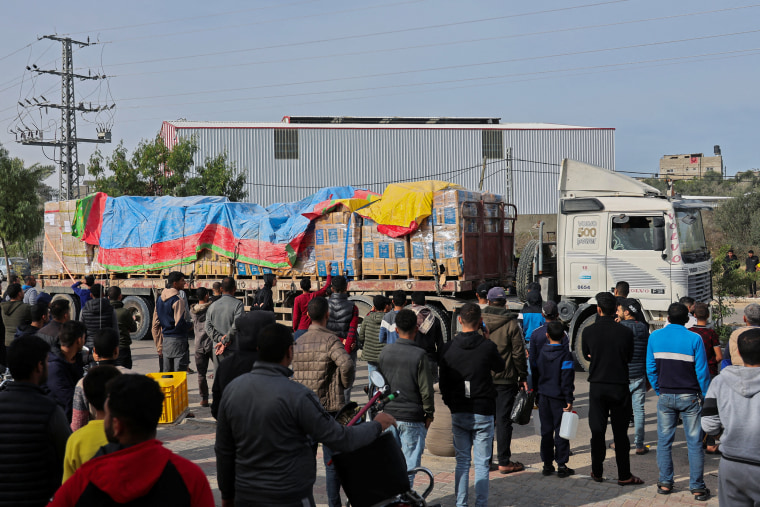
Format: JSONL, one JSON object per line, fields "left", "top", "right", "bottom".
{"left": 659, "top": 146, "right": 723, "bottom": 180}
{"left": 160, "top": 116, "right": 615, "bottom": 217}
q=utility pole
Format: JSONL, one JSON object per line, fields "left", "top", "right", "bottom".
{"left": 504, "top": 147, "right": 513, "bottom": 205}
{"left": 14, "top": 35, "right": 113, "bottom": 200}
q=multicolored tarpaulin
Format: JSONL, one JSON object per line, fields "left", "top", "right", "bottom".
{"left": 358, "top": 180, "right": 463, "bottom": 237}
{"left": 74, "top": 187, "right": 374, "bottom": 272}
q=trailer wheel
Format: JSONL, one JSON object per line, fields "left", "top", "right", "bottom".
{"left": 516, "top": 239, "right": 540, "bottom": 302}
{"left": 51, "top": 294, "right": 80, "bottom": 321}
{"left": 572, "top": 313, "right": 596, "bottom": 372}
{"left": 123, "top": 296, "right": 153, "bottom": 341}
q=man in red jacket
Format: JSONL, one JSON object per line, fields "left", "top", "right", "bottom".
{"left": 292, "top": 263, "right": 332, "bottom": 340}
{"left": 50, "top": 374, "right": 213, "bottom": 507}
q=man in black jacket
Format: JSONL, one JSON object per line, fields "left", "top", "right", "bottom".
{"left": 211, "top": 310, "right": 276, "bottom": 419}
{"left": 440, "top": 303, "right": 505, "bottom": 507}
{"left": 0, "top": 335, "right": 71, "bottom": 507}
{"left": 582, "top": 292, "right": 642, "bottom": 485}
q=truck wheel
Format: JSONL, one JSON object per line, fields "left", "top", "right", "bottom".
{"left": 51, "top": 294, "right": 80, "bottom": 320}
{"left": 123, "top": 296, "right": 153, "bottom": 341}
{"left": 516, "top": 239, "right": 540, "bottom": 302}
{"left": 572, "top": 313, "right": 596, "bottom": 372}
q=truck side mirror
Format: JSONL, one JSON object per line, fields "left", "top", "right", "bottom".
{"left": 653, "top": 217, "right": 665, "bottom": 251}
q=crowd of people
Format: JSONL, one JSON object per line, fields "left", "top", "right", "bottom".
{"left": 1, "top": 269, "right": 759, "bottom": 507}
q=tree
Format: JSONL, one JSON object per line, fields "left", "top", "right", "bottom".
{"left": 89, "top": 136, "right": 247, "bottom": 201}
{"left": 711, "top": 245, "right": 755, "bottom": 342}
{"left": 0, "top": 144, "right": 45, "bottom": 276}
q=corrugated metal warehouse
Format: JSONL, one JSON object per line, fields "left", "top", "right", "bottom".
{"left": 160, "top": 116, "right": 615, "bottom": 215}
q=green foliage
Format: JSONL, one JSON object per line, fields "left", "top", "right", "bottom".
{"left": 711, "top": 245, "right": 755, "bottom": 342}
{"left": 712, "top": 191, "right": 760, "bottom": 252}
{"left": 89, "top": 136, "right": 247, "bottom": 202}
{"left": 0, "top": 144, "right": 45, "bottom": 274}
{"left": 642, "top": 170, "right": 751, "bottom": 198}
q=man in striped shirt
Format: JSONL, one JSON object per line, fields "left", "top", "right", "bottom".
{"left": 646, "top": 302, "right": 711, "bottom": 500}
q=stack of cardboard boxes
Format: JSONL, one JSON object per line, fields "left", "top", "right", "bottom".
{"left": 42, "top": 200, "right": 105, "bottom": 276}
{"left": 314, "top": 209, "right": 362, "bottom": 277}
{"left": 361, "top": 218, "right": 411, "bottom": 277}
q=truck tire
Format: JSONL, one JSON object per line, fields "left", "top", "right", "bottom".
{"left": 123, "top": 296, "right": 153, "bottom": 341}
{"left": 516, "top": 239, "right": 540, "bottom": 302}
{"left": 572, "top": 313, "right": 596, "bottom": 372}
{"left": 51, "top": 294, "right": 80, "bottom": 321}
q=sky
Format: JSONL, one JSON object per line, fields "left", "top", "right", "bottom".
{"left": 1, "top": 0, "right": 759, "bottom": 187}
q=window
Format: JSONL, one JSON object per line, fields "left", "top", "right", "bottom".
{"left": 610, "top": 215, "right": 657, "bottom": 250}
{"left": 482, "top": 130, "right": 503, "bottom": 159}
{"left": 274, "top": 129, "right": 299, "bottom": 159}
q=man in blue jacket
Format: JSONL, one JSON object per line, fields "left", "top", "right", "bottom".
{"left": 647, "top": 302, "right": 711, "bottom": 500}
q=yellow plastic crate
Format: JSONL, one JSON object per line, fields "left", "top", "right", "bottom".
{"left": 146, "top": 372, "right": 189, "bottom": 424}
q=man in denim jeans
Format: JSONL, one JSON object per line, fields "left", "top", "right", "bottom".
{"left": 440, "top": 303, "right": 505, "bottom": 507}
{"left": 378, "top": 309, "right": 434, "bottom": 486}
{"left": 647, "top": 302, "right": 711, "bottom": 500}
{"left": 617, "top": 298, "right": 650, "bottom": 455}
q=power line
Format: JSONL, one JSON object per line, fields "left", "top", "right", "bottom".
{"left": 118, "top": 46, "right": 760, "bottom": 110}
{"left": 66, "top": 0, "right": 325, "bottom": 35}
{"left": 104, "top": 4, "right": 760, "bottom": 79}
{"left": 0, "top": 41, "right": 36, "bottom": 63}
{"left": 114, "top": 27, "right": 760, "bottom": 104}
{"left": 106, "top": 0, "right": 425, "bottom": 44}
{"left": 102, "top": 0, "right": 630, "bottom": 68}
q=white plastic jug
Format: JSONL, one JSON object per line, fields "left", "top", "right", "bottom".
{"left": 559, "top": 411, "right": 579, "bottom": 440}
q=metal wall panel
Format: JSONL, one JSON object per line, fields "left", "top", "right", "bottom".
{"left": 171, "top": 125, "right": 614, "bottom": 215}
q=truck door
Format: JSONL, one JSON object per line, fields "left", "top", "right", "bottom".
{"left": 607, "top": 214, "right": 670, "bottom": 304}
{"left": 565, "top": 213, "right": 606, "bottom": 296}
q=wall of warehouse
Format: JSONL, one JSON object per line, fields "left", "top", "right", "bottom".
{"left": 164, "top": 123, "right": 615, "bottom": 215}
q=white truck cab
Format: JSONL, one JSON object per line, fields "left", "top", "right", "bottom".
{"left": 526, "top": 160, "right": 712, "bottom": 370}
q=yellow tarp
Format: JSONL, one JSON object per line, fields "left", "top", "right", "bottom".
{"left": 360, "top": 180, "right": 463, "bottom": 228}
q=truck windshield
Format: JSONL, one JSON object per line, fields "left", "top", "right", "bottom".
{"left": 675, "top": 209, "right": 709, "bottom": 263}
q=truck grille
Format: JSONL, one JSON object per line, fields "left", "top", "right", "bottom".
{"left": 688, "top": 271, "right": 712, "bottom": 303}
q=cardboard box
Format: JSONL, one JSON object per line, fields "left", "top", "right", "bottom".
{"left": 362, "top": 242, "right": 375, "bottom": 259}
{"left": 372, "top": 259, "right": 386, "bottom": 275}
{"left": 362, "top": 258, "right": 374, "bottom": 275}
{"left": 410, "top": 258, "right": 434, "bottom": 277}
{"left": 384, "top": 259, "right": 398, "bottom": 275}
{"left": 393, "top": 240, "right": 408, "bottom": 259}
{"left": 377, "top": 242, "right": 391, "bottom": 259}
{"left": 397, "top": 258, "right": 410, "bottom": 277}
{"left": 447, "top": 258, "right": 462, "bottom": 276}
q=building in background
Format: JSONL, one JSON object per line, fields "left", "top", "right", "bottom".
{"left": 659, "top": 146, "right": 723, "bottom": 180}
{"left": 160, "top": 116, "right": 614, "bottom": 217}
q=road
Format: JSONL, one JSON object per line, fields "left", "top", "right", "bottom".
{"left": 120, "top": 335, "right": 726, "bottom": 507}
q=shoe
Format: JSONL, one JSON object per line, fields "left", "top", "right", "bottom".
{"left": 542, "top": 464, "right": 555, "bottom": 476}
{"left": 618, "top": 475, "right": 644, "bottom": 486}
{"left": 635, "top": 447, "right": 649, "bottom": 455}
{"left": 489, "top": 462, "right": 499, "bottom": 472}
{"left": 657, "top": 482, "right": 673, "bottom": 495}
{"left": 557, "top": 465, "right": 575, "bottom": 478}
{"left": 498, "top": 461, "right": 525, "bottom": 474}
{"left": 187, "top": 367, "right": 196, "bottom": 374}
{"left": 590, "top": 473, "right": 604, "bottom": 483}
{"left": 691, "top": 488, "right": 710, "bottom": 501}
{"left": 200, "top": 399, "right": 209, "bottom": 407}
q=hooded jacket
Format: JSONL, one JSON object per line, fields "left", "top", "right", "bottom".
{"left": 519, "top": 290, "right": 545, "bottom": 342}
{"left": 482, "top": 306, "right": 527, "bottom": 385}
{"left": 79, "top": 298, "right": 118, "bottom": 347}
{"left": 411, "top": 304, "right": 444, "bottom": 364}
{"left": 1, "top": 300, "right": 31, "bottom": 346}
{"left": 190, "top": 301, "right": 213, "bottom": 354}
{"left": 0, "top": 382, "right": 70, "bottom": 507}
{"left": 536, "top": 343, "right": 575, "bottom": 404}
{"left": 46, "top": 347, "right": 85, "bottom": 422}
{"left": 151, "top": 288, "right": 191, "bottom": 355}
{"left": 211, "top": 311, "right": 276, "bottom": 419}
{"left": 358, "top": 310, "right": 385, "bottom": 364}
{"left": 292, "top": 323, "right": 355, "bottom": 413}
{"left": 620, "top": 318, "right": 649, "bottom": 380}
{"left": 110, "top": 300, "right": 136, "bottom": 348}
{"left": 702, "top": 365, "right": 760, "bottom": 466}
{"left": 439, "top": 330, "right": 506, "bottom": 415}
{"left": 49, "top": 439, "right": 213, "bottom": 507}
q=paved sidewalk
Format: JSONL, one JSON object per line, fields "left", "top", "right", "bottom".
{"left": 129, "top": 340, "right": 721, "bottom": 506}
